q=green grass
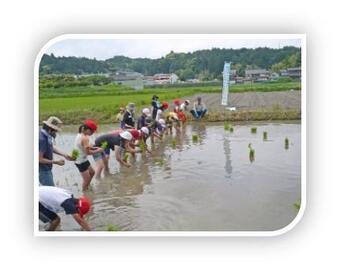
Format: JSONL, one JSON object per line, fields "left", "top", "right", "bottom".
{"left": 39, "top": 81, "right": 301, "bottom": 124}
{"left": 40, "top": 81, "right": 301, "bottom": 99}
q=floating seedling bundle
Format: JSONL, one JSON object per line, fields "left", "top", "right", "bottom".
{"left": 192, "top": 134, "right": 199, "bottom": 142}
{"left": 251, "top": 127, "right": 257, "bottom": 134}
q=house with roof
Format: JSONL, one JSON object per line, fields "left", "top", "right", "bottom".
{"left": 280, "top": 67, "right": 301, "bottom": 79}
{"left": 153, "top": 73, "right": 179, "bottom": 84}
{"left": 111, "top": 70, "right": 144, "bottom": 90}
{"left": 245, "top": 69, "right": 271, "bottom": 82}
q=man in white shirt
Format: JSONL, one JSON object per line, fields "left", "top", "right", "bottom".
{"left": 190, "top": 97, "right": 207, "bottom": 119}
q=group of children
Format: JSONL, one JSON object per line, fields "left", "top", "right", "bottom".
{"left": 38, "top": 95, "right": 207, "bottom": 231}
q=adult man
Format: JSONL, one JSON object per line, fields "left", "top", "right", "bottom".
{"left": 39, "top": 116, "right": 73, "bottom": 186}
{"left": 151, "top": 95, "right": 160, "bottom": 120}
{"left": 190, "top": 97, "right": 207, "bottom": 120}
{"left": 123, "top": 103, "right": 136, "bottom": 129}
{"left": 39, "top": 186, "right": 91, "bottom": 231}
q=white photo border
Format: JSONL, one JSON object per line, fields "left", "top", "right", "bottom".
{"left": 34, "top": 34, "right": 306, "bottom": 237}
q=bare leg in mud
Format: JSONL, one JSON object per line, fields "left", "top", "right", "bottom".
{"left": 81, "top": 166, "right": 95, "bottom": 191}
{"left": 47, "top": 216, "right": 60, "bottom": 231}
{"left": 94, "top": 159, "right": 104, "bottom": 179}
{"left": 103, "top": 155, "right": 111, "bottom": 176}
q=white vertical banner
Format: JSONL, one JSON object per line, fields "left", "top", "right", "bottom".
{"left": 221, "top": 62, "right": 231, "bottom": 106}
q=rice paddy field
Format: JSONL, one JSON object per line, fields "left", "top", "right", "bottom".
{"left": 44, "top": 121, "right": 301, "bottom": 231}
{"left": 39, "top": 81, "right": 301, "bottom": 124}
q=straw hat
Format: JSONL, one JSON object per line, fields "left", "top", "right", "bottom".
{"left": 43, "top": 116, "right": 63, "bottom": 131}
{"left": 126, "top": 102, "right": 135, "bottom": 109}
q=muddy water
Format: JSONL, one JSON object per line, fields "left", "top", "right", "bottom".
{"left": 45, "top": 121, "right": 301, "bottom": 231}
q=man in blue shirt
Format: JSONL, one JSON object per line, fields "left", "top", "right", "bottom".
{"left": 39, "top": 116, "right": 73, "bottom": 186}
{"left": 151, "top": 95, "right": 160, "bottom": 120}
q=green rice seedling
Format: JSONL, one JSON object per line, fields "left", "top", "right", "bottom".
{"left": 171, "top": 138, "right": 177, "bottom": 148}
{"left": 251, "top": 127, "right": 257, "bottom": 134}
{"left": 100, "top": 141, "right": 108, "bottom": 149}
{"left": 248, "top": 143, "right": 255, "bottom": 162}
{"left": 156, "top": 158, "right": 165, "bottom": 166}
{"left": 263, "top": 131, "right": 268, "bottom": 141}
{"left": 139, "top": 140, "right": 146, "bottom": 152}
{"left": 192, "top": 134, "right": 199, "bottom": 142}
{"left": 294, "top": 201, "right": 301, "bottom": 211}
{"left": 123, "top": 152, "right": 130, "bottom": 162}
{"left": 285, "top": 137, "right": 289, "bottom": 149}
{"left": 229, "top": 126, "right": 234, "bottom": 133}
{"left": 224, "top": 122, "right": 231, "bottom": 131}
{"left": 71, "top": 149, "right": 79, "bottom": 160}
{"left": 107, "top": 224, "right": 120, "bottom": 231}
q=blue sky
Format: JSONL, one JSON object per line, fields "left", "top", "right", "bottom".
{"left": 45, "top": 38, "right": 301, "bottom": 60}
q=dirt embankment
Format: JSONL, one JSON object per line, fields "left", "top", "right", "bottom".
{"left": 183, "top": 90, "right": 301, "bottom": 112}
{"left": 177, "top": 90, "right": 301, "bottom": 122}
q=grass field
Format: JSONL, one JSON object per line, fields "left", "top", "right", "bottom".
{"left": 39, "top": 81, "right": 301, "bottom": 124}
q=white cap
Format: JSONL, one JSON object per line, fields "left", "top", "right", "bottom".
{"left": 141, "top": 127, "right": 149, "bottom": 135}
{"left": 158, "top": 119, "right": 166, "bottom": 127}
{"left": 142, "top": 108, "right": 151, "bottom": 116}
{"left": 120, "top": 131, "right": 133, "bottom": 141}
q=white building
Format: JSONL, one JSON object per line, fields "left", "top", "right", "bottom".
{"left": 153, "top": 73, "right": 179, "bottom": 84}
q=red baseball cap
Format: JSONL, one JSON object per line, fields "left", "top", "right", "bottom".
{"left": 129, "top": 129, "right": 141, "bottom": 140}
{"left": 162, "top": 102, "right": 169, "bottom": 109}
{"left": 84, "top": 119, "right": 98, "bottom": 132}
{"left": 173, "top": 99, "right": 180, "bottom": 106}
{"left": 77, "top": 196, "right": 91, "bottom": 217}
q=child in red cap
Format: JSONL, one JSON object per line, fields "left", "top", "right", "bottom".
{"left": 39, "top": 186, "right": 91, "bottom": 231}
{"left": 74, "top": 119, "right": 104, "bottom": 191}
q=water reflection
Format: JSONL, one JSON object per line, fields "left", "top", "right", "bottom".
{"left": 48, "top": 122, "right": 301, "bottom": 231}
{"left": 191, "top": 121, "right": 207, "bottom": 146}
{"left": 223, "top": 132, "right": 233, "bottom": 177}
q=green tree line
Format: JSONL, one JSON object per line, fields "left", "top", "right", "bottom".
{"left": 40, "top": 46, "right": 301, "bottom": 80}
